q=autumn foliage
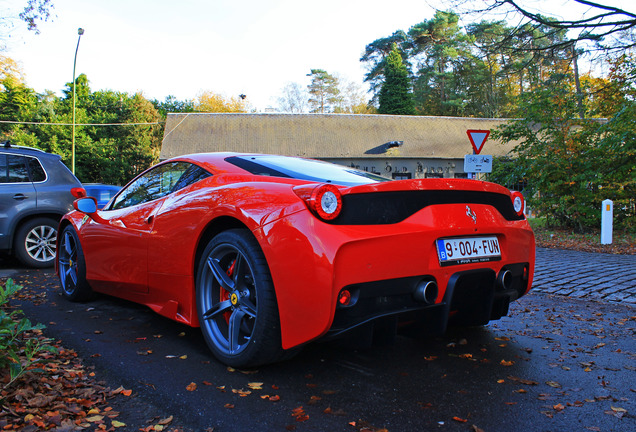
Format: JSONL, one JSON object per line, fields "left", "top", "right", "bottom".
{"left": 0, "top": 279, "right": 139, "bottom": 430}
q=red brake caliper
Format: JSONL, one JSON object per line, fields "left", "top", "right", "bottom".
{"left": 220, "top": 259, "right": 236, "bottom": 324}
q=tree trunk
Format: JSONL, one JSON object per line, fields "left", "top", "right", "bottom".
{"left": 571, "top": 44, "right": 585, "bottom": 119}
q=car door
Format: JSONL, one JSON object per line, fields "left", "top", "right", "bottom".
{"left": 80, "top": 162, "right": 206, "bottom": 294}
{"left": 0, "top": 154, "right": 37, "bottom": 250}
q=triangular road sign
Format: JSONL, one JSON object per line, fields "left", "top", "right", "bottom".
{"left": 466, "top": 129, "right": 490, "bottom": 155}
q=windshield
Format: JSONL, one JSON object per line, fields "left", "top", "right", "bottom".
{"left": 226, "top": 155, "right": 391, "bottom": 186}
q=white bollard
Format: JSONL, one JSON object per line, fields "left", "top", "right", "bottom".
{"left": 601, "top": 199, "right": 613, "bottom": 245}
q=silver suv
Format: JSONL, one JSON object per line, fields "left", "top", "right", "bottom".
{"left": 0, "top": 143, "right": 81, "bottom": 267}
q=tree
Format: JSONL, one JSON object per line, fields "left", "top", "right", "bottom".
{"left": 1, "top": 0, "right": 55, "bottom": 46}
{"left": 360, "top": 30, "right": 410, "bottom": 102}
{"left": 152, "top": 95, "right": 194, "bottom": 118}
{"left": 450, "top": 0, "right": 636, "bottom": 55}
{"left": 0, "top": 55, "right": 25, "bottom": 83}
{"left": 490, "top": 58, "right": 635, "bottom": 231}
{"left": 0, "top": 76, "right": 38, "bottom": 139}
{"left": 378, "top": 44, "right": 414, "bottom": 115}
{"left": 333, "top": 78, "right": 376, "bottom": 114}
{"left": 194, "top": 91, "right": 247, "bottom": 113}
{"left": 277, "top": 82, "right": 308, "bottom": 113}
{"left": 306, "top": 69, "right": 341, "bottom": 113}
{"left": 18, "top": 0, "right": 54, "bottom": 34}
{"left": 491, "top": 74, "right": 593, "bottom": 230}
{"left": 409, "top": 11, "right": 476, "bottom": 116}
{"left": 1, "top": 73, "right": 163, "bottom": 185}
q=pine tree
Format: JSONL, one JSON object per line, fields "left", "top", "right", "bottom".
{"left": 306, "top": 69, "right": 341, "bottom": 113}
{"left": 378, "top": 44, "right": 414, "bottom": 115}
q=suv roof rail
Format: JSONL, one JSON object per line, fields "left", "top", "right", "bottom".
{"left": 1, "top": 141, "right": 46, "bottom": 153}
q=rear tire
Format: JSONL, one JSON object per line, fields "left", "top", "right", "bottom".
{"left": 14, "top": 217, "right": 58, "bottom": 268}
{"left": 196, "top": 229, "right": 290, "bottom": 368}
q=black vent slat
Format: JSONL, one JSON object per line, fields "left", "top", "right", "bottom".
{"left": 332, "top": 190, "right": 523, "bottom": 225}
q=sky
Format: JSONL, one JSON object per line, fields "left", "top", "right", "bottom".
{"left": 2, "top": 0, "right": 629, "bottom": 111}
{"left": 4, "top": 0, "right": 445, "bottom": 110}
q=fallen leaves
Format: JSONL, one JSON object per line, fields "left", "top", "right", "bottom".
{"left": 291, "top": 406, "right": 309, "bottom": 422}
{"left": 0, "top": 331, "right": 137, "bottom": 432}
{"left": 605, "top": 406, "right": 628, "bottom": 419}
{"left": 112, "top": 386, "right": 133, "bottom": 396}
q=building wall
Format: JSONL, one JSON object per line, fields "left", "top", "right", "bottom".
{"left": 324, "top": 157, "right": 467, "bottom": 179}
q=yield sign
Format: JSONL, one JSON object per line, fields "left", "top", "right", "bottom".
{"left": 466, "top": 129, "right": 490, "bottom": 155}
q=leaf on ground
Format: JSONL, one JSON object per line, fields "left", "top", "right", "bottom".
{"left": 158, "top": 416, "right": 173, "bottom": 425}
{"left": 508, "top": 376, "right": 538, "bottom": 385}
{"left": 186, "top": 382, "right": 197, "bottom": 391}
{"left": 553, "top": 403, "right": 565, "bottom": 412}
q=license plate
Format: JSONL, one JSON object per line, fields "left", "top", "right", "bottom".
{"left": 436, "top": 236, "right": 501, "bottom": 266}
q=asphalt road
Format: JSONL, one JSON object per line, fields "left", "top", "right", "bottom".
{"left": 2, "top": 251, "right": 635, "bottom": 432}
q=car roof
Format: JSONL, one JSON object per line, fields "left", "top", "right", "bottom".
{"left": 1, "top": 144, "right": 60, "bottom": 160}
{"left": 167, "top": 152, "right": 264, "bottom": 174}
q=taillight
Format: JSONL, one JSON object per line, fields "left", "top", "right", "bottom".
{"left": 71, "top": 187, "right": 87, "bottom": 198}
{"left": 511, "top": 191, "right": 525, "bottom": 216}
{"left": 293, "top": 184, "right": 343, "bottom": 221}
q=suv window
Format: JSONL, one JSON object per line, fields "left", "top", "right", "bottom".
{"left": 110, "top": 162, "right": 210, "bottom": 210}
{"left": 27, "top": 157, "right": 46, "bottom": 182}
{"left": 0, "top": 155, "right": 5, "bottom": 183}
{"left": 0, "top": 154, "right": 47, "bottom": 183}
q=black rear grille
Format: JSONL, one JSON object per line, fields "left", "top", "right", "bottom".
{"left": 331, "top": 190, "right": 523, "bottom": 225}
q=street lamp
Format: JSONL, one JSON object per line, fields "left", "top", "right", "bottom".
{"left": 72, "top": 27, "right": 84, "bottom": 175}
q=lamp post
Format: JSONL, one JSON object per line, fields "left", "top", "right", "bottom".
{"left": 72, "top": 27, "right": 84, "bottom": 175}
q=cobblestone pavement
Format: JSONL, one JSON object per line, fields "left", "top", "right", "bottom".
{"left": 533, "top": 247, "right": 636, "bottom": 305}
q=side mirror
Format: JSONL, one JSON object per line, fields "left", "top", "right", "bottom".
{"left": 74, "top": 197, "right": 98, "bottom": 213}
{"left": 73, "top": 197, "right": 107, "bottom": 224}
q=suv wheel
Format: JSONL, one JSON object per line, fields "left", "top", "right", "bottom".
{"left": 15, "top": 217, "right": 58, "bottom": 268}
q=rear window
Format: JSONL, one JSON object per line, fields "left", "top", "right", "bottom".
{"left": 27, "top": 157, "right": 46, "bottom": 182}
{"left": 226, "top": 155, "right": 390, "bottom": 186}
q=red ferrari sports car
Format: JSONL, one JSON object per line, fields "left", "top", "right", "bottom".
{"left": 57, "top": 153, "right": 535, "bottom": 367}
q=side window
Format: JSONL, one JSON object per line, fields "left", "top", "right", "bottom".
{"left": 171, "top": 164, "right": 211, "bottom": 192}
{"left": 7, "top": 155, "right": 30, "bottom": 183}
{"left": 0, "top": 155, "right": 7, "bottom": 183}
{"left": 27, "top": 157, "right": 47, "bottom": 182}
{"left": 110, "top": 162, "right": 210, "bottom": 210}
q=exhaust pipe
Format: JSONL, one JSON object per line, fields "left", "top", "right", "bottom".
{"left": 497, "top": 269, "right": 512, "bottom": 290}
{"left": 414, "top": 280, "right": 438, "bottom": 304}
